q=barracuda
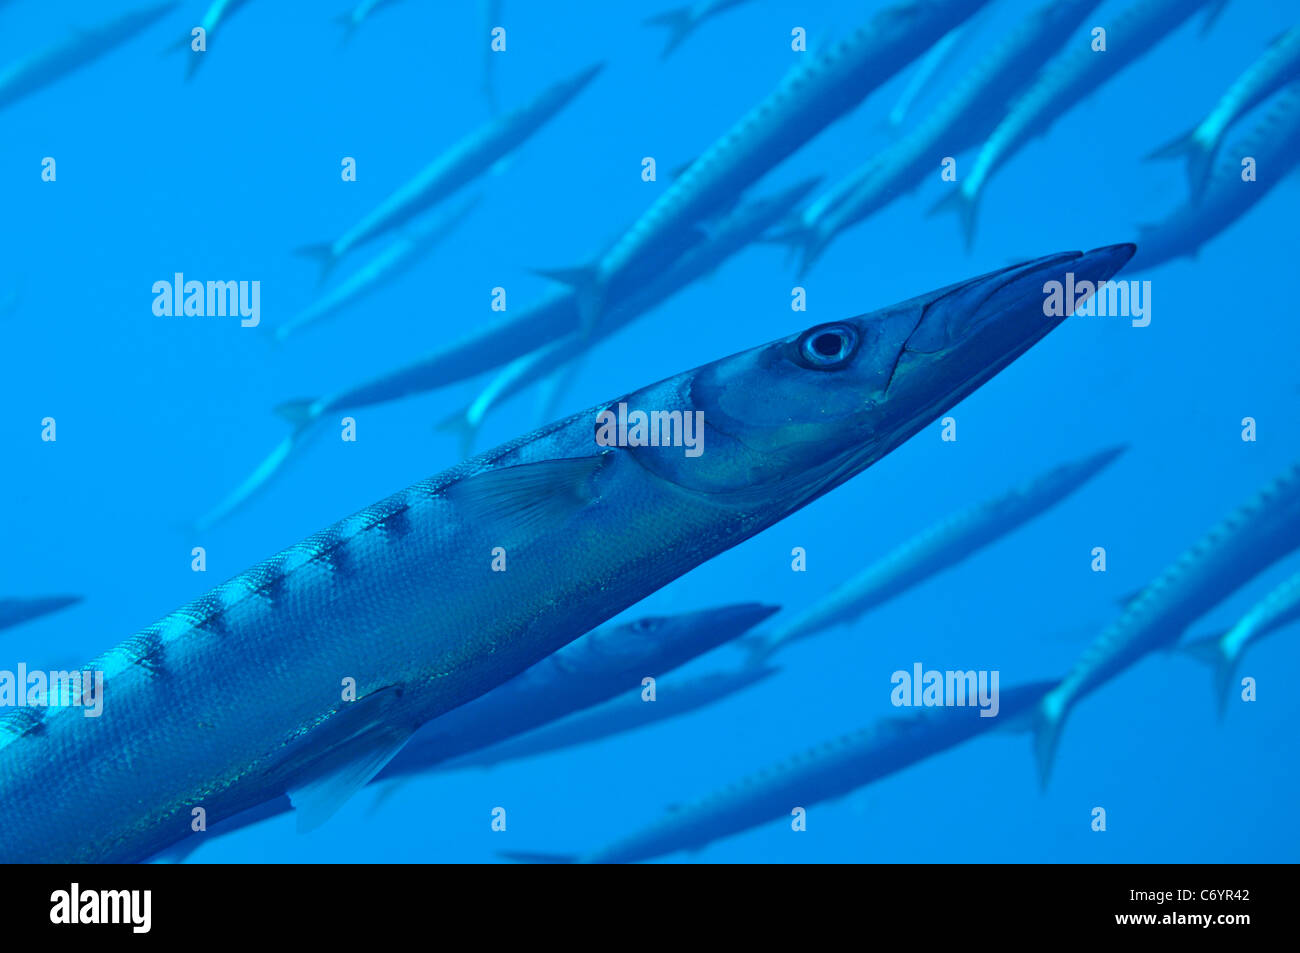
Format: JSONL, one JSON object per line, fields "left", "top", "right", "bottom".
{"left": 502, "top": 680, "right": 1056, "bottom": 863}
{"left": 155, "top": 603, "right": 778, "bottom": 860}
{"left": 0, "top": 2, "right": 176, "bottom": 114}
{"left": 199, "top": 179, "right": 820, "bottom": 528}
{"left": 751, "top": 444, "right": 1127, "bottom": 658}
{"left": 168, "top": 0, "right": 254, "bottom": 80}
{"left": 644, "top": 0, "right": 756, "bottom": 60}
{"left": 1129, "top": 85, "right": 1300, "bottom": 273}
{"left": 0, "top": 596, "right": 82, "bottom": 634}
{"left": 543, "top": 0, "right": 995, "bottom": 324}
{"left": 275, "top": 195, "right": 480, "bottom": 342}
{"left": 0, "top": 246, "right": 1133, "bottom": 863}
{"left": 1148, "top": 26, "right": 1300, "bottom": 197}
{"left": 933, "top": 0, "right": 1228, "bottom": 248}
{"left": 784, "top": 0, "right": 1103, "bottom": 274}
{"left": 1035, "top": 458, "right": 1300, "bottom": 785}
{"left": 297, "top": 62, "right": 603, "bottom": 280}
{"left": 437, "top": 662, "right": 782, "bottom": 772}
{"left": 1181, "top": 566, "right": 1300, "bottom": 717}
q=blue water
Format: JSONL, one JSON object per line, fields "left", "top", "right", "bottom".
{"left": 1, "top": 0, "right": 1297, "bottom": 863}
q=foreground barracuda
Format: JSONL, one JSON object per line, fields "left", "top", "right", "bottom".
{"left": 1035, "top": 458, "right": 1300, "bottom": 785}
{"left": 437, "top": 662, "right": 781, "bottom": 772}
{"left": 158, "top": 603, "right": 776, "bottom": 859}
{"left": 548, "top": 0, "right": 994, "bottom": 322}
{"left": 0, "top": 596, "right": 82, "bottom": 634}
{"left": 1182, "top": 566, "right": 1300, "bottom": 716}
{"left": 0, "top": 246, "right": 1132, "bottom": 862}
{"left": 751, "top": 444, "right": 1127, "bottom": 658}
{"left": 299, "top": 62, "right": 602, "bottom": 278}
{"left": 1148, "top": 26, "right": 1300, "bottom": 197}
{"left": 0, "top": 2, "right": 176, "bottom": 114}
{"left": 934, "top": 0, "right": 1225, "bottom": 247}
{"left": 504, "top": 680, "right": 1055, "bottom": 863}
{"left": 784, "top": 0, "right": 1102, "bottom": 274}
{"left": 198, "top": 180, "right": 818, "bottom": 528}
{"left": 1129, "top": 84, "right": 1300, "bottom": 272}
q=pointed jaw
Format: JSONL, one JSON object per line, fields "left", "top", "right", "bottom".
{"left": 885, "top": 244, "right": 1136, "bottom": 410}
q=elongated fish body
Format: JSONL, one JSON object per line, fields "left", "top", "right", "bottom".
{"left": 194, "top": 289, "right": 577, "bottom": 529}
{"left": 0, "top": 2, "right": 177, "bottom": 114}
{"left": 573, "top": 0, "right": 993, "bottom": 315}
{"left": 275, "top": 195, "right": 480, "bottom": 342}
{"left": 0, "top": 596, "right": 82, "bottom": 634}
{"left": 441, "top": 663, "right": 780, "bottom": 771}
{"left": 453, "top": 179, "right": 823, "bottom": 440}
{"left": 202, "top": 181, "right": 818, "bottom": 527}
{"left": 1129, "top": 85, "right": 1300, "bottom": 272}
{"left": 377, "top": 604, "right": 778, "bottom": 781}
{"left": 794, "top": 0, "right": 1102, "bottom": 272}
{"left": 507, "top": 681, "right": 1054, "bottom": 863}
{"left": 1036, "top": 459, "right": 1300, "bottom": 784}
{"left": 946, "top": 0, "right": 1222, "bottom": 246}
{"left": 0, "top": 246, "right": 1133, "bottom": 862}
{"left": 1183, "top": 566, "right": 1300, "bottom": 714}
{"left": 308, "top": 63, "right": 602, "bottom": 270}
{"left": 644, "top": 0, "right": 755, "bottom": 60}
{"left": 755, "top": 444, "right": 1126, "bottom": 657}
{"left": 155, "top": 604, "right": 776, "bottom": 858}
{"left": 1149, "top": 27, "right": 1300, "bottom": 196}
{"left": 885, "top": 22, "right": 969, "bottom": 131}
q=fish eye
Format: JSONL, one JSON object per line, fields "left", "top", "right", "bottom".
{"left": 796, "top": 324, "right": 858, "bottom": 370}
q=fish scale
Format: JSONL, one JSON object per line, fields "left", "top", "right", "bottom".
{"left": 0, "top": 247, "right": 1133, "bottom": 862}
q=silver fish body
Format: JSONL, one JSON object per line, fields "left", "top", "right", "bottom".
{"left": 0, "top": 246, "right": 1132, "bottom": 862}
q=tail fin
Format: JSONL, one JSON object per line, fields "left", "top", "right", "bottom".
{"left": 295, "top": 242, "right": 338, "bottom": 286}
{"left": 498, "top": 850, "right": 577, "bottom": 864}
{"left": 435, "top": 407, "right": 480, "bottom": 460}
{"left": 533, "top": 264, "right": 604, "bottom": 334}
{"left": 1145, "top": 127, "right": 1214, "bottom": 200}
{"left": 1177, "top": 634, "right": 1236, "bottom": 720}
{"left": 927, "top": 187, "right": 979, "bottom": 252}
{"left": 1031, "top": 696, "right": 1066, "bottom": 791}
{"left": 643, "top": 7, "right": 696, "bottom": 59}
{"left": 273, "top": 398, "right": 320, "bottom": 433}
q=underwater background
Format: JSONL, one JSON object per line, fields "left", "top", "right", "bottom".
{"left": 1, "top": 0, "right": 1297, "bottom": 863}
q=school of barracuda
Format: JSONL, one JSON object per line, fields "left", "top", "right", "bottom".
{"left": 2, "top": 0, "right": 1296, "bottom": 864}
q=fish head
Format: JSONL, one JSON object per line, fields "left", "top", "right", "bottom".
{"left": 590, "top": 602, "right": 781, "bottom": 665}
{"left": 618, "top": 245, "right": 1135, "bottom": 509}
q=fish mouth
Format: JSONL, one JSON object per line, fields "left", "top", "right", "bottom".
{"left": 706, "top": 602, "right": 782, "bottom": 636}
{"left": 887, "top": 243, "right": 1137, "bottom": 395}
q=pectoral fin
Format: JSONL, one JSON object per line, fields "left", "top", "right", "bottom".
{"left": 279, "top": 685, "right": 417, "bottom": 833}
{"left": 446, "top": 454, "right": 613, "bottom": 539}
